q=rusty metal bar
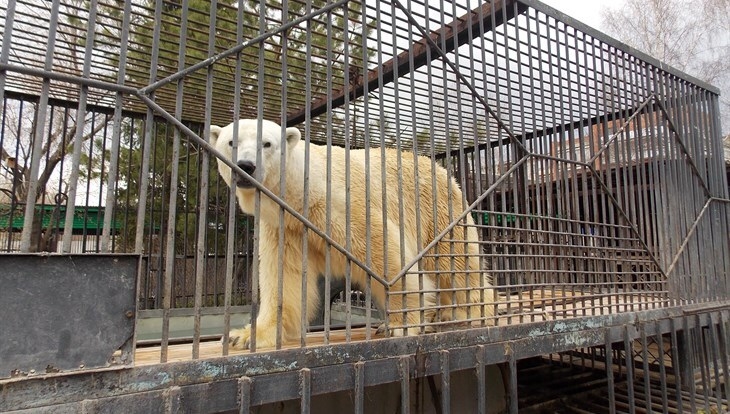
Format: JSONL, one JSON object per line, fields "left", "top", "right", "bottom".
{"left": 354, "top": 361, "right": 365, "bottom": 414}
{"left": 399, "top": 355, "right": 410, "bottom": 414}
{"left": 605, "top": 330, "right": 616, "bottom": 414}
{"left": 18, "top": 0, "right": 60, "bottom": 252}
{"left": 670, "top": 318, "right": 685, "bottom": 414}
{"left": 440, "top": 350, "right": 451, "bottom": 414}
{"left": 299, "top": 368, "right": 311, "bottom": 414}
{"left": 238, "top": 377, "right": 252, "bottom": 414}
{"left": 624, "top": 326, "right": 636, "bottom": 414}
{"left": 476, "top": 345, "right": 487, "bottom": 414}
{"left": 508, "top": 351, "right": 518, "bottom": 414}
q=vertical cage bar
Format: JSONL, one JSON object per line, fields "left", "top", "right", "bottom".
{"left": 683, "top": 316, "right": 698, "bottom": 412}
{"left": 708, "top": 313, "right": 724, "bottom": 410}
{"left": 508, "top": 351, "right": 518, "bottom": 414}
{"left": 299, "top": 368, "right": 311, "bottom": 414}
{"left": 341, "top": 0, "right": 354, "bottom": 343}
{"left": 718, "top": 311, "right": 730, "bottom": 404}
{"left": 440, "top": 350, "right": 451, "bottom": 414}
{"left": 238, "top": 376, "right": 252, "bottom": 414}
{"left": 361, "top": 0, "right": 373, "bottom": 341}
{"left": 624, "top": 326, "right": 636, "bottom": 414}
{"left": 371, "top": 0, "right": 386, "bottom": 335}
{"left": 354, "top": 361, "right": 365, "bottom": 414}
{"left": 388, "top": 0, "right": 407, "bottom": 335}
{"left": 323, "top": 2, "right": 334, "bottom": 345}
{"left": 400, "top": 355, "right": 410, "bottom": 414}
{"left": 670, "top": 318, "right": 685, "bottom": 414}
{"left": 61, "top": 0, "right": 97, "bottom": 254}
{"left": 639, "top": 325, "right": 653, "bottom": 414}
{"left": 0, "top": 0, "right": 17, "bottom": 106}
{"left": 359, "top": 0, "right": 374, "bottom": 340}
{"left": 225, "top": 12, "right": 244, "bottom": 353}
{"left": 160, "top": 0, "right": 189, "bottom": 362}
{"left": 134, "top": 0, "right": 163, "bottom": 255}
{"left": 299, "top": 0, "right": 313, "bottom": 348}
{"left": 274, "top": 0, "right": 290, "bottom": 352}
{"left": 532, "top": 8, "right": 550, "bottom": 318}
{"left": 99, "top": 0, "right": 132, "bottom": 253}
{"left": 656, "top": 322, "right": 669, "bottom": 414}
{"left": 605, "top": 330, "right": 616, "bottom": 414}
{"left": 18, "top": 0, "right": 61, "bottom": 252}
{"left": 696, "top": 315, "right": 712, "bottom": 409}
{"left": 248, "top": 0, "right": 267, "bottom": 352}
{"left": 476, "top": 345, "right": 486, "bottom": 414}
{"left": 193, "top": 0, "right": 221, "bottom": 359}
{"left": 403, "top": 0, "right": 425, "bottom": 334}
{"left": 172, "top": 0, "right": 191, "bottom": 350}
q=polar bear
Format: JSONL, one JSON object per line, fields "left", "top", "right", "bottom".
{"left": 209, "top": 119, "right": 494, "bottom": 349}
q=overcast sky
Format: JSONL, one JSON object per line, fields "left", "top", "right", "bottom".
{"left": 539, "top": 0, "right": 622, "bottom": 30}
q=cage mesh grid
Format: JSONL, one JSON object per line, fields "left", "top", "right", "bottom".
{"left": 1, "top": 0, "right": 687, "bottom": 151}
{"left": 1, "top": 0, "right": 729, "bottom": 358}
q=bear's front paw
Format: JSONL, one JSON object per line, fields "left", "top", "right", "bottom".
{"left": 227, "top": 326, "right": 252, "bottom": 350}
{"left": 376, "top": 323, "right": 429, "bottom": 337}
{"left": 226, "top": 325, "right": 279, "bottom": 350}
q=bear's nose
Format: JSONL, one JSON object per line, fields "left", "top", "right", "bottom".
{"left": 237, "top": 160, "right": 256, "bottom": 176}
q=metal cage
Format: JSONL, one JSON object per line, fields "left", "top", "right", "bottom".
{"left": 1, "top": 0, "right": 729, "bottom": 412}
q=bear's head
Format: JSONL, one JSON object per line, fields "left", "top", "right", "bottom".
{"left": 209, "top": 119, "right": 302, "bottom": 196}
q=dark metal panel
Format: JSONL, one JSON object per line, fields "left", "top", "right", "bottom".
{"left": 249, "top": 371, "right": 300, "bottom": 406}
{"left": 82, "top": 388, "right": 172, "bottom": 414}
{"left": 176, "top": 381, "right": 239, "bottom": 414}
{"left": 309, "top": 362, "right": 355, "bottom": 397}
{"left": 7, "top": 388, "right": 176, "bottom": 414}
{"left": 0, "top": 254, "right": 139, "bottom": 379}
{"left": 0, "top": 304, "right": 719, "bottom": 412}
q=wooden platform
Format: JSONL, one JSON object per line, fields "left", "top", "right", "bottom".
{"left": 135, "top": 328, "right": 378, "bottom": 366}
{"left": 134, "top": 289, "right": 667, "bottom": 366}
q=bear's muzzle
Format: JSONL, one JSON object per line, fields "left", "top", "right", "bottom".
{"left": 236, "top": 160, "right": 256, "bottom": 188}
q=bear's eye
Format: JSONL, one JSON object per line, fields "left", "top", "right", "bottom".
{"left": 263, "top": 142, "right": 272, "bottom": 149}
{"left": 228, "top": 140, "right": 233, "bottom": 147}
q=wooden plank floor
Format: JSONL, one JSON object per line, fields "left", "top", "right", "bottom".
{"left": 134, "top": 290, "right": 666, "bottom": 366}
{"left": 135, "top": 328, "right": 378, "bottom": 366}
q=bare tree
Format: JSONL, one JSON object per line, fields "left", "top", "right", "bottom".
{"left": 1, "top": 0, "right": 116, "bottom": 251}
{"left": 601, "top": 0, "right": 730, "bottom": 137}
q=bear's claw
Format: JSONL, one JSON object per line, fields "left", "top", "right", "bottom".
{"left": 228, "top": 335, "right": 243, "bottom": 348}
{"left": 226, "top": 326, "right": 252, "bottom": 350}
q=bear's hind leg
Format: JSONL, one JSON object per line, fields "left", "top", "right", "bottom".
{"left": 384, "top": 264, "right": 437, "bottom": 337}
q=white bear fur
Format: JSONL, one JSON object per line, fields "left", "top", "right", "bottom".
{"left": 209, "top": 119, "right": 494, "bottom": 349}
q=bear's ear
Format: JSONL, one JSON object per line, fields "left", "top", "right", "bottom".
{"left": 209, "top": 125, "right": 222, "bottom": 146}
{"left": 285, "top": 127, "right": 301, "bottom": 148}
